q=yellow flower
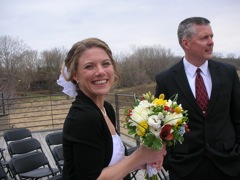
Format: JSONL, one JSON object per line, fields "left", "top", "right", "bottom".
{"left": 153, "top": 98, "right": 167, "bottom": 106}
{"left": 159, "top": 94, "right": 165, "bottom": 99}
{"left": 174, "top": 106, "right": 182, "bottom": 114}
{"left": 136, "top": 121, "right": 148, "bottom": 137}
{"left": 177, "top": 119, "right": 182, "bottom": 124}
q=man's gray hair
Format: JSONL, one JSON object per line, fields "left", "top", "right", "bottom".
{"left": 177, "top": 17, "right": 210, "bottom": 47}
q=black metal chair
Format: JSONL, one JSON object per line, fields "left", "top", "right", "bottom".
{"left": 3, "top": 128, "right": 32, "bottom": 146}
{"left": 0, "top": 148, "right": 5, "bottom": 161}
{"left": 0, "top": 148, "right": 7, "bottom": 165}
{"left": 52, "top": 145, "right": 64, "bottom": 172}
{"left": 47, "top": 174, "right": 62, "bottom": 180}
{"left": 9, "top": 151, "right": 59, "bottom": 180}
{"left": 0, "top": 148, "right": 12, "bottom": 178}
{"left": 45, "top": 131, "right": 63, "bottom": 173}
{"left": 0, "top": 160, "right": 8, "bottom": 180}
{"left": 45, "top": 132, "right": 63, "bottom": 147}
{"left": 8, "top": 138, "right": 43, "bottom": 157}
{"left": 158, "top": 168, "right": 169, "bottom": 180}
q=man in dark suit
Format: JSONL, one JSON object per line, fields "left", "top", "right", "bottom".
{"left": 155, "top": 17, "right": 240, "bottom": 180}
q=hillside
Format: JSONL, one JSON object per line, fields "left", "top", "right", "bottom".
{"left": 112, "top": 83, "right": 156, "bottom": 96}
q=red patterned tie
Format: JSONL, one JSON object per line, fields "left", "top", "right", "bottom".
{"left": 195, "top": 68, "right": 208, "bottom": 115}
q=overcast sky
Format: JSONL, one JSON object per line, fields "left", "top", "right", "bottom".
{"left": 1, "top": 0, "right": 240, "bottom": 57}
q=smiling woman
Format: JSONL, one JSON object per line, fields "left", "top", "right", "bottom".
{"left": 57, "top": 38, "right": 166, "bottom": 180}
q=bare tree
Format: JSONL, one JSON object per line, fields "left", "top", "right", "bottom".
{"left": 36, "top": 47, "right": 67, "bottom": 92}
{"left": 16, "top": 50, "right": 38, "bottom": 94}
{"left": 117, "top": 45, "right": 177, "bottom": 87}
{"left": 0, "top": 35, "right": 30, "bottom": 98}
{"left": 130, "top": 45, "right": 176, "bottom": 81}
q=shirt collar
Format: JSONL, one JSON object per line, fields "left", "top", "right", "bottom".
{"left": 183, "top": 57, "right": 209, "bottom": 77}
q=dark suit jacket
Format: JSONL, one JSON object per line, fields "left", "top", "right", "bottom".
{"left": 155, "top": 59, "right": 240, "bottom": 177}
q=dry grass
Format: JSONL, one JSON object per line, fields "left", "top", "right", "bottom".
{"left": 113, "top": 83, "right": 156, "bottom": 95}
{"left": 4, "top": 84, "right": 156, "bottom": 134}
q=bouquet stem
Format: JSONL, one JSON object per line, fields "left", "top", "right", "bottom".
{"left": 144, "top": 164, "right": 158, "bottom": 180}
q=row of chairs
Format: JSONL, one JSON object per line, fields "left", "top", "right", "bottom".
{"left": 1, "top": 128, "right": 168, "bottom": 180}
{"left": 0, "top": 128, "right": 62, "bottom": 180}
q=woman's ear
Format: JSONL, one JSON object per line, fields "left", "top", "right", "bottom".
{"left": 73, "top": 73, "right": 78, "bottom": 83}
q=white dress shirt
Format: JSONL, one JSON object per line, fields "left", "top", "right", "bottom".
{"left": 183, "top": 58, "right": 212, "bottom": 99}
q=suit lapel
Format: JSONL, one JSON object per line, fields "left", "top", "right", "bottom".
{"left": 207, "top": 61, "right": 221, "bottom": 115}
{"left": 173, "top": 61, "right": 200, "bottom": 113}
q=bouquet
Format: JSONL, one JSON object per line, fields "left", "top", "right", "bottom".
{"left": 124, "top": 92, "right": 189, "bottom": 180}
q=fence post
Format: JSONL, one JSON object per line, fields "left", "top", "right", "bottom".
{"left": 50, "top": 94, "right": 54, "bottom": 129}
{"left": 114, "top": 93, "right": 121, "bottom": 134}
{"left": 1, "top": 92, "right": 5, "bottom": 115}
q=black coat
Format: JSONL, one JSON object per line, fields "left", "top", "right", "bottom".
{"left": 155, "top": 59, "right": 240, "bottom": 177}
{"left": 62, "top": 91, "right": 118, "bottom": 179}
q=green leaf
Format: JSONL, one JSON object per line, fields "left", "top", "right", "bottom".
{"left": 152, "top": 137, "right": 163, "bottom": 150}
{"left": 142, "top": 133, "right": 163, "bottom": 150}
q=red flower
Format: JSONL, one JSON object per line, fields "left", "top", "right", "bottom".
{"left": 164, "top": 106, "right": 174, "bottom": 113}
{"left": 126, "top": 109, "right": 132, "bottom": 117}
{"left": 160, "top": 124, "right": 174, "bottom": 140}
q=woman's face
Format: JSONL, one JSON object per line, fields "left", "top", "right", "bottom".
{"left": 73, "top": 47, "right": 114, "bottom": 99}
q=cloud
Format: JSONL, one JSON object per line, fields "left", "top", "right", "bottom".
{"left": 0, "top": 0, "right": 240, "bottom": 57}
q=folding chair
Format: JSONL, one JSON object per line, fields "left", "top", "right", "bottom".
{"left": 8, "top": 138, "right": 43, "bottom": 157}
{"left": 52, "top": 145, "right": 64, "bottom": 172}
{"left": 45, "top": 132, "right": 63, "bottom": 147}
{"left": 0, "top": 161, "right": 8, "bottom": 180}
{"left": 3, "top": 128, "right": 32, "bottom": 146}
{"left": 45, "top": 131, "right": 63, "bottom": 173}
{"left": 9, "top": 151, "right": 59, "bottom": 180}
{"left": 0, "top": 148, "right": 12, "bottom": 178}
{"left": 47, "top": 174, "right": 62, "bottom": 180}
{"left": 158, "top": 167, "right": 169, "bottom": 180}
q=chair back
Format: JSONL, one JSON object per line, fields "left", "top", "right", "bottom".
{"left": 53, "top": 145, "right": 64, "bottom": 162}
{"left": 45, "top": 132, "right": 63, "bottom": 146}
{"left": 9, "top": 151, "right": 53, "bottom": 175}
{"left": 3, "top": 128, "right": 32, "bottom": 145}
{"left": 8, "top": 138, "right": 42, "bottom": 157}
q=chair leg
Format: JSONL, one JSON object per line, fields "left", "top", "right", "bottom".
{"left": 157, "top": 169, "right": 169, "bottom": 180}
{"left": 130, "top": 170, "right": 138, "bottom": 180}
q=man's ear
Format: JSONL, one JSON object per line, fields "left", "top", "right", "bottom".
{"left": 182, "top": 38, "right": 190, "bottom": 49}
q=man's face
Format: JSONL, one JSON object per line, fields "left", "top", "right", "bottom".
{"left": 183, "top": 24, "right": 214, "bottom": 64}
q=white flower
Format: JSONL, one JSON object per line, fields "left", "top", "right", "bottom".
{"left": 148, "top": 115, "right": 161, "bottom": 129}
{"left": 165, "top": 99, "right": 173, "bottom": 107}
{"left": 149, "top": 126, "right": 161, "bottom": 136}
{"left": 164, "top": 113, "right": 183, "bottom": 125}
{"left": 139, "top": 100, "right": 152, "bottom": 108}
{"left": 130, "top": 103, "right": 151, "bottom": 125}
{"left": 157, "top": 112, "right": 164, "bottom": 120}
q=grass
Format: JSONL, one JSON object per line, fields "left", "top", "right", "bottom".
{"left": 113, "top": 82, "right": 156, "bottom": 96}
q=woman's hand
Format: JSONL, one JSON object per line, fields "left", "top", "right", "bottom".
{"left": 132, "top": 143, "right": 167, "bottom": 169}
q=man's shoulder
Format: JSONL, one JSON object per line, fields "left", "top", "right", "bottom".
{"left": 209, "top": 59, "right": 236, "bottom": 71}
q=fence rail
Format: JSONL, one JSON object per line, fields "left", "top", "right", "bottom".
{"left": 0, "top": 93, "right": 139, "bottom": 146}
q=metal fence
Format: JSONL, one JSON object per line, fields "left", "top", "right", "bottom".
{"left": 0, "top": 93, "right": 139, "bottom": 146}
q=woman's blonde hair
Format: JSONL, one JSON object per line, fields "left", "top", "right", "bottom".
{"left": 61, "top": 37, "right": 120, "bottom": 87}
